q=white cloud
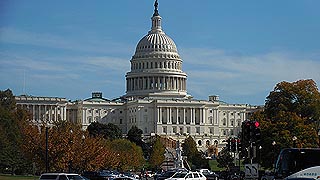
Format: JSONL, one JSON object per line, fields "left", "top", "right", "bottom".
{"left": 180, "top": 47, "right": 320, "bottom": 103}
{"left": 0, "top": 27, "right": 132, "bottom": 55}
{"left": 86, "top": 56, "right": 129, "bottom": 71}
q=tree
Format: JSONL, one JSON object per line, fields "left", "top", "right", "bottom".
{"left": 126, "top": 125, "right": 152, "bottom": 158}
{"left": 265, "top": 79, "right": 320, "bottom": 125}
{"left": 127, "top": 125, "right": 143, "bottom": 145}
{"left": 149, "top": 137, "right": 165, "bottom": 170}
{"left": 252, "top": 110, "right": 318, "bottom": 168}
{"left": 87, "top": 122, "right": 122, "bottom": 140}
{"left": 182, "top": 136, "right": 209, "bottom": 169}
{"left": 20, "top": 120, "right": 120, "bottom": 173}
{"left": 107, "top": 139, "right": 144, "bottom": 171}
{"left": 216, "top": 148, "right": 234, "bottom": 170}
{"left": 0, "top": 89, "right": 31, "bottom": 174}
{"left": 250, "top": 79, "right": 320, "bottom": 169}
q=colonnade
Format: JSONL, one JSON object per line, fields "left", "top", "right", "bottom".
{"left": 17, "top": 104, "right": 66, "bottom": 122}
{"left": 127, "top": 76, "right": 186, "bottom": 92}
{"left": 155, "top": 107, "right": 208, "bottom": 125}
{"left": 131, "top": 60, "right": 182, "bottom": 71}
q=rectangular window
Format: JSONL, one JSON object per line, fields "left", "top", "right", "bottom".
{"left": 163, "top": 127, "right": 167, "bottom": 133}
{"left": 210, "top": 128, "right": 214, "bottom": 134}
{"left": 173, "top": 126, "right": 177, "bottom": 133}
{"left": 196, "top": 127, "right": 200, "bottom": 134}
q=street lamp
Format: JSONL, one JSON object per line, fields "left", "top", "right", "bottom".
{"left": 292, "top": 136, "right": 297, "bottom": 148}
{"left": 259, "top": 146, "right": 262, "bottom": 166}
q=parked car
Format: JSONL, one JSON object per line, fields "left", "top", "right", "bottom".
{"left": 82, "top": 171, "right": 111, "bottom": 180}
{"left": 198, "top": 169, "right": 219, "bottom": 180}
{"left": 111, "top": 177, "right": 137, "bottom": 180}
{"left": 154, "top": 170, "right": 177, "bottom": 180}
{"left": 166, "top": 171, "right": 206, "bottom": 180}
{"left": 39, "top": 173, "right": 86, "bottom": 180}
{"left": 154, "top": 169, "right": 188, "bottom": 180}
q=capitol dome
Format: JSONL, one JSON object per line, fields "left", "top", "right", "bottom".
{"left": 133, "top": 32, "right": 180, "bottom": 59}
{"left": 125, "top": 0, "right": 188, "bottom": 99}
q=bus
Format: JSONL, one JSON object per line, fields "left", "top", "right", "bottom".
{"left": 274, "top": 148, "right": 320, "bottom": 179}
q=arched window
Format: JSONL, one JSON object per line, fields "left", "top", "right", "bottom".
{"left": 206, "top": 140, "right": 210, "bottom": 146}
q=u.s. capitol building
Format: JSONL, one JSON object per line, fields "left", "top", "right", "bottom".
{"left": 16, "top": 1, "right": 260, "bottom": 151}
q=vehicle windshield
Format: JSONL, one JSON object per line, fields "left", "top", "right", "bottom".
{"left": 40, "top": 175, "right": 58, "bottom": 179}
{"left": 67, "top": 175, "right": 85, "bottom": 180}
{"left": 275, "top": 148, "right": 320, "bottom": 178}
{"left": 172, "top": 172, "right": 187, "bottom": 178}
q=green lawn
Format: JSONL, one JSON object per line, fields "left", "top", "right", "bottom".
{"left": 0, "top": 174, "right": 38, "bottom": 180}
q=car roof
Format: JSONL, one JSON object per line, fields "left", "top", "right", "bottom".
{"left": 41, "top": 173, "right": 80, "bottom": 175}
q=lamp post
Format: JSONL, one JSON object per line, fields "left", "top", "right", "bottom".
{"left": 272, "top": 141, "right": 276, "bottom": 168}
{"left": 259, "top": 146, "right": 262, "bottom": 170}
{"left": 45, "top": 126, "right": 49, "bottom": 173}
{"left": 318, "top": 129, "right": 320, "bottom": 147}
{"left": 68, "top": 129, "right": 73, "bottom": 173}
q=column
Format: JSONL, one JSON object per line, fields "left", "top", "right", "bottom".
{"left": 48, "top": 105, "right": 51, "bottom": 122}
{"left": 202, "top": 108, "right": 206, "bottom": 124}
{"left": 38, "top": 105, "right": 41, "bottom": 122}
{"left": 32, "top": 105, "right": 35, "bottom": 121}
{"left": 183, "top": 108, "right": 186, "bottom": 124}
{"left": 156, "top": 107, "right": 160, "bottom": 124}
{"left": 190, "top": 108, "right": 193, "bottom": 124}
{"left": 162, "top": 77, "right": 165, "bottom": 90}
{"left": 159, "top": 107, "right": 162, "bottom": 123}
{"left": 166, "top": 107, "right": 170, "bottom": 124}
{"left": 215, "top": 109, "right": 218, "bottom": 125}
{"left": 142, "top": 77, "right": 145, "bottom": 90}
{"left": 82, "top": 108, "right": 86, "bottom": 124}
{"left": 200, "top": 108, "right": 203, "bottom": 124}
{"left": 176, "top": 108, "right": 179, "bottom": 124}
{"left": 63, "top": 106, "right": 67, "bottom": 121}
{"left": 55, "top": 106, "right": 58, "bottom": 121}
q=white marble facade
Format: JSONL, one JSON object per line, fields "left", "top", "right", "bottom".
{"left": 15, "top": 2, "right": 261, "bottom": 151}
{"left": 15, "top": 95, "right": 68, "bottom": 124}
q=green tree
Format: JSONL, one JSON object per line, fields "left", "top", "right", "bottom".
{"left": 182, "top": 136, "right": 208, "bottom": 169}
{"left": 127, "top": 125, "right": 143, "bottom": 145}
{"left": 0, "top": 89, "right": 31, "bottom": 174}
{"left": 149, "top": 137, "right": 165, "bottom": 170}
{"left": 216, "top": 148, "right": 234, "bottom": 170}
{"left": 87, "top": 122, "right": 122, "bottom": 140}
{"left": 107, "top": 139, "right": 144, "bottom": 171}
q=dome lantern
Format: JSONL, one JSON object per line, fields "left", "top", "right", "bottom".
{"left": 149, "top": 0, "right": 163, "bottom": 34}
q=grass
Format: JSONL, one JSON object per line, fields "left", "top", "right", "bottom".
{"left": 0, "top": 174, "right": 38, "bottom": 180}
{"left": 208, "top": 159, "right": 246, "bottom": 172}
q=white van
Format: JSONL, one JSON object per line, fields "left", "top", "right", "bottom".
{"left": 39, "top": 173, "right": 86, "bottom": 180}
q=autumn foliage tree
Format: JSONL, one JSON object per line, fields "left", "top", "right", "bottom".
{"left": 251, "top": 79, "right": 320, "bottom": 169}
{"left": 20, "top": 120, "right": 120, "bottom": 173}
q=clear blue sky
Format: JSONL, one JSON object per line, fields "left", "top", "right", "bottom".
{"left": 1, "top": 0, "right": 319, "bottom": 105}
